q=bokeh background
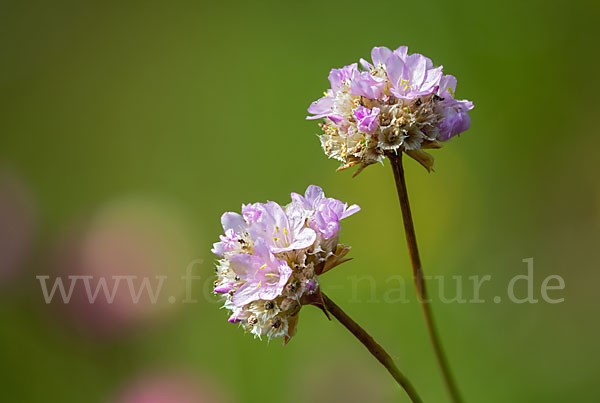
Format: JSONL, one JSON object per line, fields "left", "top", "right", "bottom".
{"left": 1, "top": 0, "right": 599, "bottom": 402}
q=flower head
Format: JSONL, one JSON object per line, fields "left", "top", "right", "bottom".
{"left": 308, "top": 45, "right": 474, "bottom": 173}
{"left": 213, "top": 185, "right": 359, "bottom": 343}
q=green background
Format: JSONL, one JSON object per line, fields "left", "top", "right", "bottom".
{"left": 1, "top": 0, "right": 599, "bottom": 402}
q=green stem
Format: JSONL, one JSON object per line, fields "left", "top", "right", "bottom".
{"left": 387, "top": 151, "right": 464, "bottom": 403}
{"left": 320, "top": 292, "right": 423, "bottom": 403}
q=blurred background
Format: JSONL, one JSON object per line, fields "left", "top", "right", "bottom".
{"left": 1, "top": 0, "right": 599, "bottom": 402}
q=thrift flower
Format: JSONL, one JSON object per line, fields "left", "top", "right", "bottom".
{"left": 228, "top": 239, "right": 292, "bottom": 307}
{"left": 213, "top": 185, "right": 359, "bottom": 343}
{"left": 307, "top": 45, "right": 474, "bottom": 174}
{"left": 354, "top": 106, "right": 380, "bottom": 134}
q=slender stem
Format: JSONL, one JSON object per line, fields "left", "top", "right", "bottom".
{"left": 386, "top": 151, "right": 463, "bottom": 403}
{"left": 320, "top": 292, "right": 423, "bottom": 403}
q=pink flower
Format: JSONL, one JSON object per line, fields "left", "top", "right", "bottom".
{"left": 229, "top": 240, "right": 292, "bottom": 307}
{"left": 291, "top": 185, "right": 360, "bottom": 240}
{"left": 248, "top": 201, "right": 316, "bottom": 253}
{"left": 211, "top": 212, "right": 247, "bottom": 256}
{"left": 354, "top": 106, "right": 380, "bottom": 134}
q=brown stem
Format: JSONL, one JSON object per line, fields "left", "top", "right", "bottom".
{"left": 320, "top": 292, "right": 423, "bottom": 403}
{"left": 386, "top": 151, "right": 464, "bottom": 403}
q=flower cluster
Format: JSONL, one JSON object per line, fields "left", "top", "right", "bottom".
{"left": 307, "top": 46, "right": 474, "bottom": 174}
{"left": 212, "top": 185, "right": 359, "bottom": 343}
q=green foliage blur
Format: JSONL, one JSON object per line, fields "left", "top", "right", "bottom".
{"left": 1, "top": 0, "right": 599, "bottom": 402}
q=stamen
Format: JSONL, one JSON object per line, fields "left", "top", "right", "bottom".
{"left": 399, "top": 78, "right": 411, "bottom": 91}
{"left": 259, "top": 264, "right": 267, "bottom": 270}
